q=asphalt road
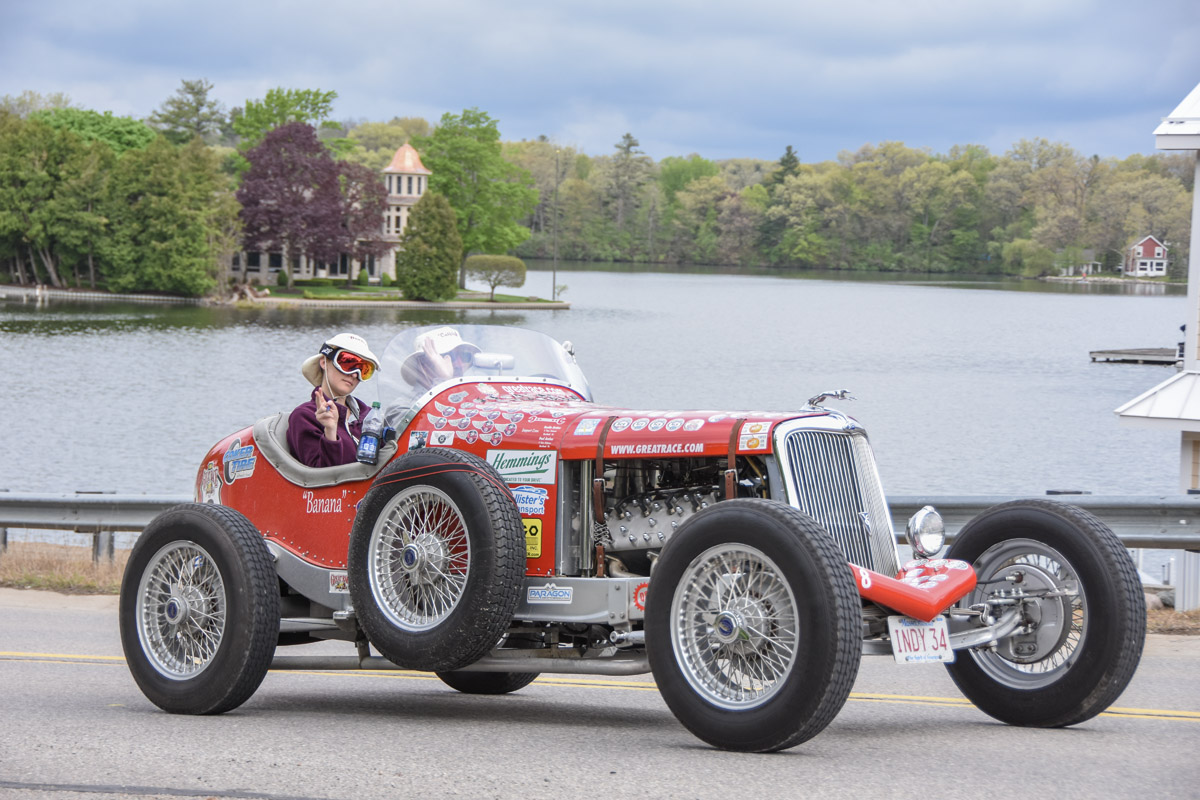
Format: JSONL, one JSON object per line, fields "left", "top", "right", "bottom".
{"left": 2, "top": 588, "right": 1198, "bottom": 800}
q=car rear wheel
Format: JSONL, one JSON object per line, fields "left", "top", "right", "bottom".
{"left": 945, "top": 500, "right": 1145, "bottom": 727}
{"left": 348, "top": 448, "right": 525, "bottom": 672}
{"left": 435, "top": 670, "right": 539, "bottom": 694}
{"left": 645, "top": 499, "right": 861, "bottom": 752}
{"left": 119, "top": 503, "right": 279, "bottom": 715}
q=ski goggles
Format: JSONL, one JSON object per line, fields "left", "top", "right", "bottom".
{"left": 329, "top": 349, "right": 377, "bottom": 380}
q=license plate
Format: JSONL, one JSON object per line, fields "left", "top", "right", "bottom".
{"left": 887, "top": 615, "right": 955, "bottom": 664}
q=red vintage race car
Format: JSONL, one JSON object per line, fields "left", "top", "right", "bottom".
{"left": 120, "top": 324, "right": 1145, "bottom": 752}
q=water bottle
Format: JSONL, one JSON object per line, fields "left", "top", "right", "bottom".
{"left": 356, "top": 402, "right": 384, "bottom": 465}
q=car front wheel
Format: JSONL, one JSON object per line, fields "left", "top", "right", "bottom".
{"left": 645, "top": 499, "right": 861, "bottom": 752}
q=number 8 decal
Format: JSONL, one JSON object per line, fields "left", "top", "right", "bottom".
{"left": 858, "top": 566, "right": 872, "bottom": 590}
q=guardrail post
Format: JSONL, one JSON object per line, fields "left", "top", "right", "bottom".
{"left": 0, "top": 526, "right": 7, "bottom": 553}
{"left": 1179, "top": 552, "right": 1200, "bottom": 612}
{"left": 92, "top": 531, "right": 115, "bottom": 564}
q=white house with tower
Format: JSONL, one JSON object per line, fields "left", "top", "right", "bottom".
{"left": 229, "top": 142, "right": 431, "bottom": 284}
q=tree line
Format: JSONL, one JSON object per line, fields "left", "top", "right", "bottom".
{"left": 1, "top": 81, "right": 1193, "bottom": 299}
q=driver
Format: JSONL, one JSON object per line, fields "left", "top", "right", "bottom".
{"left": 288, "top": 332, "right": 380, "bottom": 467}
{"left": 400, "top": 326, "right": 480, "bottom": 390}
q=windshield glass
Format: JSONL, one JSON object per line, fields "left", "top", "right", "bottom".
{"left": 375, "top": 325, "right": 592, "bottom": 426}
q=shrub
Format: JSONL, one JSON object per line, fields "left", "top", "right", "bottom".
{"left": 465, "top": 254, "right": 526, "bottom": 301}
{"left": 293, "top": 278, "right": 334, "bottom": 287}
{"left": 394, "top": 192, "right": 462, "bottom": 302}
{"left": 276, "top": 270, "right": 288, "bottom": 287}
{"left": 381, "top": 272, "right": 393, "bottom": 287}
{"left": 357, "top": 268, "right": 370, "bottom": 286}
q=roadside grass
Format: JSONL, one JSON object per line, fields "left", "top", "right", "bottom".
{"left": 1147, "top": 607, "right": 1200, "bottom": 635}
{"left": 5, "top": 541, "right": 1200, "bottom": 636}
{"left": 0, "top": 542, "right": 128, "bottom": 594}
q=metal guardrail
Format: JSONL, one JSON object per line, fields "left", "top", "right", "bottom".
{"left": 2, "top": 492, "right": 1200, "bottom": 554}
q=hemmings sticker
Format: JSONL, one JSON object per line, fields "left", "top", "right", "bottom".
{"left": 487, "top": 450, "right": 557, "bottom": 485}
{"left": 527, "top": 582, "right": 573, "bottom": 604}
{"left": 512, "top": 485, "right": 549, "bottom": 515}
{"left": 222, "top": 439, "right": 256, "bottom": 483}
{"left": 329, "top": 572, "right": 349, "bottom": 594}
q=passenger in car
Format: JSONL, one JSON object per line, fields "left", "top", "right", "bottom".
{"left": 288, "top": 332, "right": 380, "bottom": 467}
{"left": 400, "top": 326, "right": 480, "bottom": 390}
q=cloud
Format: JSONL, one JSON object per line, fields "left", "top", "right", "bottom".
{"left": 3, "top": 0, "right": 1198, "bottom": 162}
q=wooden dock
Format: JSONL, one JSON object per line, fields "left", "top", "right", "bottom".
{"left": 1089, "top": 348, "right": 1180, "bottom": 365}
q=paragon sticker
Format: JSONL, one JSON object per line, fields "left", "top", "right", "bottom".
{"left": 527, "top": 582, "right": 573, "bottom": 604}
{"left": 487, "top": 450, "right": 557, "bottom": 485}
{"left": 222, "top": 439, "right": 257, "bottom": 484}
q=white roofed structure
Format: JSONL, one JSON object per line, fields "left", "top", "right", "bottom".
{"left": 1117, "top": 81, "right": 1200, "bottom": 499}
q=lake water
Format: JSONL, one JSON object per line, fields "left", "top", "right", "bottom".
{"left": 0, "top": 263, "right": 1188, "bottom": 505}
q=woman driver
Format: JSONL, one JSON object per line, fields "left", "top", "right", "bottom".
{"left": 288, "top": 332, "right": 380, "bottom": 468}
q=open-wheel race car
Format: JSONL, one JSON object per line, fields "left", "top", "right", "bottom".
{"left": 120, "top": 324, "right": 1146, "bottom": 752}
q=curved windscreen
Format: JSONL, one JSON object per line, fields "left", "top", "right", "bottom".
{"left": 375, "top": 325, "right": 592, "bottom": 427}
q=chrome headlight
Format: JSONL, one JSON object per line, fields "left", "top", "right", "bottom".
{"left": 905, "top": 505, "right": 945, "bottom": 558}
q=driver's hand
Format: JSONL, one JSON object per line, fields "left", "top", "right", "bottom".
{"left": 313, "top": 387, "right": 339, "bottom": 440}
{"left": 422, "top": 337, "right": 455, "bottom": 381}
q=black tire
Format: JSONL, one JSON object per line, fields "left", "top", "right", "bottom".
{"left": 435, "top": 670, "right": 539, "bottom": 694}
{"left": 119, "top": 503, "right": 279, "bottom": 715}
{"left": 645, "top": 499, "right": 861, "bottom": 753}
{"left": 945, "top": 499, "right": 1146, "bottom": 727}
{"left": 348, "top": 448, "right": 525, "bottom": 672}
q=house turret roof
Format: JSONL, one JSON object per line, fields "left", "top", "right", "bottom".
{"left": 383, "top": 143, "right": 432, "bottom": 175}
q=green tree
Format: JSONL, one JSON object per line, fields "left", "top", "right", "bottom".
{"left": 147, "top": 79, "right": 227, "bottom": 144}
{"left": 230, "top": 88, "right": 340, "bottom": 172}
{"left": 413, "top": 108, "right": 538, "bottom": 287}
{"left": 1, "top": 90, "right": 74, "bottom": 118}
{"left": 99, "top": 137, "right": 228, "bottom": 295}
{"left": 658, "top": 154, "right": 719, "bottom": 206}
{"left": 31, "top": 108, "right": 155, "bottom": 155}
{"left": 607, "top": 133, "right": 652, "bottom": 237}
{"left": 465, "top": 254, "right": 526, "bottom": 300}
{"left": 394, "top": 191, "right": 462, "bottom": 301}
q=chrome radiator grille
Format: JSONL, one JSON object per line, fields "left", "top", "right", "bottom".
{"left": 780, "top": 425, "right": 900, "bottom": 576}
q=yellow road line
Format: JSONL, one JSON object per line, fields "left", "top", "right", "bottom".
{"left": 3, "top": 651, "right": 1198, "bottom": 722}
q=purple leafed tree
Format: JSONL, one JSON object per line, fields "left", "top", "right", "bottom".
{"left": 338, "top": 161, "right": 389, "bottom": 285}
{"left": 238, "top": 122, "right": 384, "bottom": 288}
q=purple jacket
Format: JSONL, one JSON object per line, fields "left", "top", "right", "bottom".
{"left": 287, "top": 390, "right": 368, "bottom": 468}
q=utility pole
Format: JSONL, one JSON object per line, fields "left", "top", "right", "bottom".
{"left": 552, "top": 148, "right": 560, "bottom": 302}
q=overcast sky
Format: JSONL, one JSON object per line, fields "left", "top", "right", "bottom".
{"left": 3, "top": 0, "right": 1198, "bottom": 164}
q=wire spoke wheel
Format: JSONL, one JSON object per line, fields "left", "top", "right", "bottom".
{"left": 963, "top": 539, "right": 1084, "bottom": 690}
{"left": 136, "top": 540, "right": 228, "bottom": 679}
{"left": 119, "top": 503, "right": 279, "bottom": 715}
{"left": 370, "top": 486, "right": 471, "bottom": 631}
{"left": 945, "top": 500, "right": 1145, "bottom": 727}
{"left": 349, "top": 448, "right": 525, "bottom": 673}
{"left": 672, "top": 544, "right": 798, "bottom": 709}
{"left": 646, "top": 499, "right": 860, "bottom": 753}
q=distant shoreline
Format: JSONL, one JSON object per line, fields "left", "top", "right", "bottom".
{"left": 0, "top": 284, "right": 570, "bottom": 310}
